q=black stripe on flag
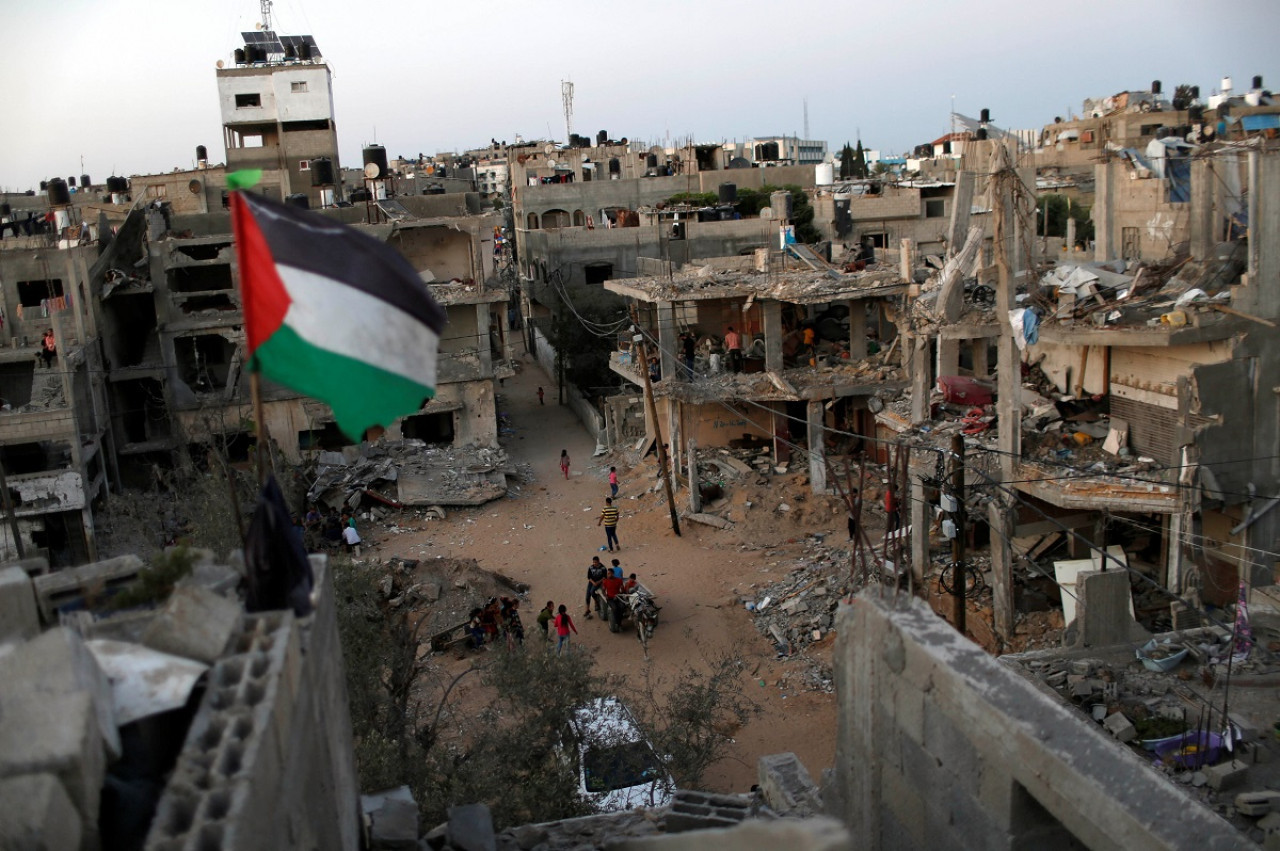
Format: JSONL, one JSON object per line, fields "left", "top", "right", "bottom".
{"left": 239, "top": 192, "right": 446, "bottom": 333}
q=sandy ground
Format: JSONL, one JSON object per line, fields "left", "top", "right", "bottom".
{"left": 370, "top": 342, "right": 840, "bottom": 793}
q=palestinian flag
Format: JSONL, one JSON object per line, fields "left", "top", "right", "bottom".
{"left": 231, "top": 191, "right": 445, "bottom": 440}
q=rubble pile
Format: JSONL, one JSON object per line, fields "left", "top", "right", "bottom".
{"left": 307, "top": 441, "right": 516, "bottom": 510}
{"left": 1014, "top": 628, "right": 1280, "bottom": 838}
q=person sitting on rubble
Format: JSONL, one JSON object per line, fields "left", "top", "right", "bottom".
{"left": 322, "top": 511, "right": 343, "bottom": 547}
{"left": 480, "top": 598, "right": 502, "bottom": 641}
{"left": 468, "top": 608, "right": 486, "bottom": 649}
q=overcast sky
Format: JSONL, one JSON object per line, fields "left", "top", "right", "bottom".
{"left": 1, "top": 0, "right": 1276, "bottom": 191}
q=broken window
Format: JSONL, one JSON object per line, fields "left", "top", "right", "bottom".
{"left": 235, "top": 93, "right": 262, "bottom": 108}
{"left": 298, "top": 423, "right": 354, "bottom": 452}
{"left": 281, "top": 119, "right": 330, "bottom": 132}
{"left": 179, "top": 294, "right": 236, "bottom": 314}
{"left": 299, "top": 160, "right": 310, "bottom": 171}
{"left": 290, "top": 81, "right": 308, "bottom": 93}
{"left": 1121, "top": 227, "right": 1140, "bottom": 262}
{"left": 114, "top": 380, "right": 169, "bottom": 445}
{"left": 0, "top": 441, "right": 71, "bottom": 476}
{"left": 169, "top": 265, "right": 232, "bottom": 293}
{"left": 925, "top": 199, "right": 945, "bottom": 218}
{"left": 176, "top": 334, "right": 237, "bottom": 394}
{"left": 175, "top": 243, "right": 227, "bottom": 261}
{"left": 401, "top": 412, "right": 455, "bottom": 444}
{"left": 242, "top": 135, "right": 264, "bottom": 148}
{"left": 584, "top": 262, "right": 613, "bottom": 285}
{"left": 102, "top": 293, "right": 158, "bottom": 368}
{"left": 0, "top": 361, "right": 36, "bottom": 408}
{"left": 17, "top": 279, "right": 64, "bottom": 308}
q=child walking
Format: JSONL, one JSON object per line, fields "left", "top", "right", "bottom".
{"left": 560, "top": 449, "right": 571, "bottom": 479}
{"left": 554, "top": 605, "right": 578, "bottom": 655}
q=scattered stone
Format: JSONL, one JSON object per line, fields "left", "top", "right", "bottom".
{"left": 1103, "top": 712, "right": 1136, "bottom": 743}
{"left": 447, "top": 802, "right": 496, "bottom": 851}
{"left": 1205, "top": 759, "right": 1250, "bottom": 792}
{"left": 1236, "top": 791, "right": 1280, "bottom": 817}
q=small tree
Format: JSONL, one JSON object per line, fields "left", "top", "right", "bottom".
{"left": 853, "top": 140, "right": 869, "bottom": 179}
{"left": 839, "top": 142, "right": 855, "bottom": 179}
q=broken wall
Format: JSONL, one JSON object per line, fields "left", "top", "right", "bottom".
{"left": 829, "top": 591, "right": 1246, "bottom": 850}
{"left": 391, "top": 225, "right": 475, "bottom": 282}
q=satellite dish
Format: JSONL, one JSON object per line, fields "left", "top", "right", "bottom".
{"left": 216, "top": 59, "right": 225, "bottom": 69}
{"left": 188, "top": 179, "right": 203, "bottom": 195}
{"left": 544, "top": 144, "right": 555, "bottom": 155}
{"left": 546, "top": 159, "right": 557, "bottom": 169}
{"left": 363, "top": 162, "right": 381, "bottom": 179}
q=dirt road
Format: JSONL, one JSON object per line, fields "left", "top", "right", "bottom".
{"left": 377, "top": 343, "right": 839, "bottom": 793}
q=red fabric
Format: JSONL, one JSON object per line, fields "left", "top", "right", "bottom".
{"left": 231, "top": 192, "right": 291, "bottom": 355}
{"left": 602, "top": 575, "right": 623, "bottom": 598}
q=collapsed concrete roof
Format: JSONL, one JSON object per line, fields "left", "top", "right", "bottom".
{"left": 606, "top": 267, "right": 905, "bottom": 305}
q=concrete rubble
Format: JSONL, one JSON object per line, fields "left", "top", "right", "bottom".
{"left": 308, "top": 441, "right": 519, "bottom": 509}
{"left": 0, "top": 548, "right": 359, "bottom": 851}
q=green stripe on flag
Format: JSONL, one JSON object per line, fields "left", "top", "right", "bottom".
{"left": 227, "top": 169, "right": 264, "bottom": 190}
{"left": 251, "top": 323, "right": 434, "bottom": 440}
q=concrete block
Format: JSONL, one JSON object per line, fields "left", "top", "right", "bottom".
{"left": 0, "top": 772, "right": 82, "bottom": 851}
{"left": 361, "top": 786, "right": 417, "bottom": 850}
{"left": 1205, "top": 759, "right": 1250, "bottom": 792}
{"left": 1235, "top": 790, "right": 1280, "bottom": 816}
{"left": 1075, "top": 570, "right": 1150, "bottom": 648}
{"left": 0, "top": 626, "right": 121, "bottom": 760}
{"left": 1103, "top": 712, "right": 1136, "bottom": 744}
{"left": 0, "top": 567, "right": 39, "bottom": 644}
{"left": 1260, "top": 811, "right": 1280, "bottom": 833}
{"left": 446, "top": 802, "right": 495, "bottom": 851}
{"left": 758, "top": 752, "right": 822, "bottom": 815}
{"left": 31, "top": 554, "right": 143, "bottom": 622}
{"left": 141, "top": 585, "right": 240, "bottom": 663}
{"left": 0, "top": 691, "right": 104, "bottom": 831}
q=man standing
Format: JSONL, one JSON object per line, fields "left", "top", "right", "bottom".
{"left": 342, "top": 519, "right": 362, "bottom": 556}
{"left": 681, "top": 332, "right": 696, "bottom": 377}
{"left": 724, "top": 325, "right": 741, "bottom": 373}
{"left": 601, "top": 569, "right": 624, "bottom": 624}
{"left": 584, "top": 556, "right": 607, "bottom": 619}
{"left": 598, "top": 497, "right": 620, "bottom": 552}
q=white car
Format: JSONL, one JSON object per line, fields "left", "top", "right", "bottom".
{"left": 568, "top": 697, "right": 674, "bottom": 812}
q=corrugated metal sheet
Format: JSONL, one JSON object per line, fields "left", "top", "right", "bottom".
{"left": 1110, "top": 397, "right": 1213, "bottom": 464}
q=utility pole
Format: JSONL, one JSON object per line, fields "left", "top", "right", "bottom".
{"left": 631, "top": 308, "right": 680, "bottom": 537}
{"left": 948, "top": 433, "right": 965, "bottom": 634}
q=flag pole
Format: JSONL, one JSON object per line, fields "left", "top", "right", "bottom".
{"left": 251, "top": 370, "right": 267, "bottom": 486}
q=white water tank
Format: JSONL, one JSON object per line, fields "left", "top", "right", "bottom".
{"left": 815, "top": 162, "right": 835, "bottom": 185}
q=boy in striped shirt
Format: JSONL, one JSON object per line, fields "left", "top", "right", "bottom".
{"left": 598, "top": 497, "right": 620, "bottom": 552}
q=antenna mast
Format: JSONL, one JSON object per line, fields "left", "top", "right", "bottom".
{"left": 803, "top": 98, "right": 810, "bottom": 141}
{"left": 260, "top": 0, "right": 273, "bottom": 30}
{"left": 561, "top": 79, "right": 574, "bottom": 145}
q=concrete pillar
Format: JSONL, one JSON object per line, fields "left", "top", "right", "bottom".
{"left": 1065, "top": 216, "right": 1077, "bottom": 254}
{"left": 1189, "top": 158, "right": 1215, "bottom": 263}
{"left": 807, "top": 401, "right": 827, "bottom": 494}
{"left": 763, "top": 300, "right": 784, "bottom": 372}
{"left": 1093, "top": 160, "right": 1116, "bottom": 262}
{"left": 970, "top": 338, "right": 990, "bottom": 379}
{"left": 846, "top": 300, "right": 867, "bottom": 360}
{"left": 909, "top": 335, "right": 931, "bottom": 425}
{"left": 656, "top": 300, "right": 677, "bottom": 381}
{"left": 474, "top": 303, "right": 492, "bottom": 376}
{"left": 687, "top": 438, "right": 701, "bottom": 513}
{"left": 899, "top": 238, "right": 913, "bottom": 282}
{"left": 1243, "top": 150, "right": 1280, "bottom": 320}
{"left": 988, "top": 498, "right": 1015, "bottom": 641}
{"left": 1073, "top": 570, "right": 1151, "bottom": 648}
{"left": 910, "top": 475, "right": 928, "bottom": 584}
{"left": 936, "top": 336, "right": 960, "bottom": 379}
{"left": 946, "top": 171, "right": 975, "bottom": 252}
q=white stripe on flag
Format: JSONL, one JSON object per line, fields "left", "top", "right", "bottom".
{"left": 277, "top": 263, "right": 439, "bottom": 385}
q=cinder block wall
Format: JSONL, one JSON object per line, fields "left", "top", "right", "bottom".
{"left": 829, "top": 591, "right": 1248, "bottom": 851}
{"left": 144, "top": 556, "right": 359, "bottom": 851}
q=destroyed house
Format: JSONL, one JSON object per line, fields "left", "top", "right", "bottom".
{"left": 91, "top": 193, "right": 510, "bottom": 483}
{"left": 604, "top": 258, "right": 906, "bottom": 494}
{"left": 879, "top": 140, "right": 1280, "bottom": 648}
{"left": 0, "top": 215, "right": 115, "bottom": 565}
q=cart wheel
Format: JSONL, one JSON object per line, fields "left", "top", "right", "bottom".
{"left": 608, "top": 603, "right": 621, "bottom": 633}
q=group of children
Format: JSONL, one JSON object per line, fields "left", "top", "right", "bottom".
{"left": 468, "top": 596, "right": 525, "bottom": 650}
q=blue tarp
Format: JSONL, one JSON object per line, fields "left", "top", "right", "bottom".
{"left": 1242, "top": 114, "right": 1280, "bottom": 132}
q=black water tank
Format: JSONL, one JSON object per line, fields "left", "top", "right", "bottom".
{"left": 1152, "top": 80, "right": 1162, "bottom": 94}
{"left": 765, "top": 141, "right": 780, "bottom": 160}
{"left": 107, "top": 176, "right": 129, "bottom": 193}
{"left": 40, "top": 180, "right": 48, "bottom": 191}
{"left": 349, "top": 188, "right": 370, "bottom": 202}
{"left": 1191, "top": 85, "right": 1200, "bottom": 99}
{"left": 234, "top": 48, "right": 246, "bottom": 64}
{"left": 47, "top": 178, "right": 71, "bottom": 206}
{"left": 0, "top": 203, "right": 10, "bottom": 217}
{"left": 1189, "top": 106, "right": 1204, "bottom": 121}
{"left": 608, "top": 158, "right": 620, "bottom": 174}
{"left": 718, "top": 182, "right": 737, "bottom": 203}
{"left": 980, "top": 108, "right": 991, "bottom": 123}
{"left": 976, "top": 128, "right": 988, "bottom": 141}
{"left": 68, "top": 176, "right": 77, "bottom": 187}
{"left": 284, "top": 193, "right": 309, "bottom": 209}
{"left": 80, "top": 174, "right": 91, "bottom": 189}
{"left": 299, "top": 42, "right": 312, "bottom": 60}
{"left": 646, "top": 153, "right": 658, "bottom": 168}
{"left": 362, "top": 145, "right": 389, "bottom": 178}
{"left": 1254, "top": 75, "right": 1264, "bottom": 90}
{"left": 196, "top": 145, "right": 208, "bottom": 162}
{"left": 597, "top": 130, "right": 608, "bottom": 145}
{"left": 310, "top": 157, "right": 335, "bottom": 186}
